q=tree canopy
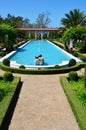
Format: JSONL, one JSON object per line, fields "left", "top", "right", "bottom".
{"left": 0, "top": 24, "right": 17, "bottom": 51}
{"left": 0, "top": 14, "right": 32, "bottom": 28}
{"left": 62, "top": 26, "right": 86, "bottom": 42}
{"left": 35, "top": 12, "right": 51, "bottom": 28}
{"left": 61, "top": 9, "right": 86, "bottom": 28}
{"left": 0, "top": 13, "right": 51, "bottom": 28}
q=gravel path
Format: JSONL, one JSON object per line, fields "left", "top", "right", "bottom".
{"left": 8, "top": 74, "right": 79, "bottom": 130}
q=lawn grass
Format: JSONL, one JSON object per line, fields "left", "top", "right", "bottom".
{"left": 60, "top": 76, "right": 86, "bottom": 130}
{"left": 0, "top": 76, "right": 21, "bottom": 129}
{"left": 78, "top": 53, "right": 86, "bottom": 62}
{"left": 69, "top": 77, "right": 86, "bottom": 106}
{"left": 0, "top": 78, "right": 13, "bottom": 101}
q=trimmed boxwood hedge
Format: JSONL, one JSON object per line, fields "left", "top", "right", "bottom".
{"left": 68, "top": 71, "right": 79, "bottom": 81}
{"left": 0, "top": 63, "right": 82, "bottom": 74}
{"left": 60, "top": 76, "right": 86, "bottom": 130}
{"left": 3, "top": 71, "right": 13, "bottom": 81}
{"left": 0, "top": 76, "right": 21, "bottom": 129}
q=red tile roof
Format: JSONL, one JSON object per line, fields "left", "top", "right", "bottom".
{"left": 16, "top": 28, "right": 59, "bottom": 31}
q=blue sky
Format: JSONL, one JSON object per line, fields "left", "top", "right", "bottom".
{"left": 0, "top": 0, "right": 86, "bottom": 27}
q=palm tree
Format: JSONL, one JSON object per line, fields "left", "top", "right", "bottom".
{"left": 61, "top": 9, "right": 86, "bottom": 28}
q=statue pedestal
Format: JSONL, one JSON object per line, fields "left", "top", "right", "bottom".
{"left": 34, "top": 55, "right": 44, "bottom": 65}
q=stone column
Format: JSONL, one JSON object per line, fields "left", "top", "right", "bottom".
{"left": 29, "top": 31, "right": 31, "bottom": 38}
{"left": 69, "top": 38, "right": 73, "bottom": 52}
{"left": 35, "top": 31, "right": 37, "bottom": 39}
{"left": 41, "top": 31, "right": 43, "bottom": 39}
{"left": 47, "top": 31, "right": 49, "bottom": 38}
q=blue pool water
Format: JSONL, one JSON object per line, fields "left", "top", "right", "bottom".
{"left": 9, "top": 40, "right": 72, "bottom": 66}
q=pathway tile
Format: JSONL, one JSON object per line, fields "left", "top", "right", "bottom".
{"left": 8, "top": 74, "right": 79, "bottom": 130}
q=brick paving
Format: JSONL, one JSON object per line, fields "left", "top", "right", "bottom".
{"left": 8, "top": 74, "right": 79, "bottom": 130}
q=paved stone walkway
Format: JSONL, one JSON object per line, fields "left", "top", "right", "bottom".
{"left": 8, "top": 74, "right": 79, "bottom": 130}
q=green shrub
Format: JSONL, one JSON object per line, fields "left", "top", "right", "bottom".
{"left": 78, "top": 53, "right": 86, "bottom": 62}
{"left": 74, "top": 42, "right": 83, "bottom": 50}
{"left": 0, "top": 52, "right": 7, "bottom": 57}
{"left": 68, "top": 59, "right": 76, "bottom": 67}
{"left": 68, "top": 71, "right": 78, "bottom": 81}
{"left": 80, "top": 44, "right": 86, "bottom": 53}
{"left": 0, "top": 62, "right": 82, "bottom": 75}
{"left": 60, "top": 76, "right": 86, "bottom": 130}
{"left": 0, "top": 76, "right": 3, "bottom": 80}
{"left": 3, "top": 59, "right": 10, "bottom": 66}
{"left": 55, "top": 65, "right": 60, "bottom": 68}
{"left": 0, "top": 77, "right": 21, "bottom": 129}
{"left": 72, "top": 52, "right": 78, "bottom": 57}
{"left": 13, "top": 45, "right": 18, "bottom": 50}
{"left": 3, "top": 72, "right": 13, "bottom": 81}
{"left": 0, "top": 89, "right": 5, "bottom": 101}
{"left": 19, "top": 65, "right": 25, "bottom": 69}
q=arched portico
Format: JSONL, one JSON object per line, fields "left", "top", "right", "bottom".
{"left": 16, "top": 28, "right": 59, "bottom": 39}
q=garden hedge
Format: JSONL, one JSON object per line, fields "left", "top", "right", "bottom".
{"left": 60, "top": 76, "right": 86, "bottom": 130}
{"left": 0, "top": 63, "right": 82, "bottom": 75}
{"left": 0, "top": 76, "right": 21, "bottom": 129}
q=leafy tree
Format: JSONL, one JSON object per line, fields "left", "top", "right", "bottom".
{"left": 16, "top": 30, "right": 27, "bottom": 40}
{"left": 84, "top": 65, "right": 86, "bottom": 88}
{"left": 35, "top": 12, "right": 51, "bottom": 28}
{"left": 62, "top": 26, "right": 86, "bottom": 42}
{"left": 62, "top": 26, "right": 86, "bottom": 52}
{"left": 0, "top": 15, "right": 4, "bottom": 24}
{"left": 61, "top": 9, "right": 86, "bottom": 28}
{"left": 0, "top": 24, "right": 17, "bottom": 52}
{"left": 22, "top": 18, "right": 30, "bottom": 27}
{"left": 5, "top": 14, "right": 24, "bottom": 28}
{"left": 4, "top": 14, "right": 31, "bottom": 28}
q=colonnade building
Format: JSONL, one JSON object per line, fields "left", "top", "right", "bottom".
{"left": 16, "top": 28, "right": 59, "bottom": 39}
